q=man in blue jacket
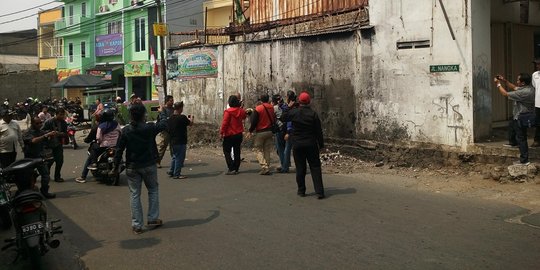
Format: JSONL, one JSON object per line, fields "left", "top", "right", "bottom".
{"left": 114, "top": 104, "right": 168, "bottom": 234}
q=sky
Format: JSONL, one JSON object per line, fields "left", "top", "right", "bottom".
{"left": 0, "top": 0, "right": 63, "bottom": 33}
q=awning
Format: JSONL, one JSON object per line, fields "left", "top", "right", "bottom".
{"left": 87, "top": 64, "right": 123, "bottom": 71}
{"left": 51, "top": 74, "right": 113, "bottom": 88}
{"left": 84, "top": 87, "right": 124, "bottom": 94}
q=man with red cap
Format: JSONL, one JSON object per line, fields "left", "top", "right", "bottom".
{"left": 281, "top": 91, "right": 325, "bottom": 199}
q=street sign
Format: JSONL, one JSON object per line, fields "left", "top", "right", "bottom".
{"left": 430, "top": 64, "right": 460, "bottom": 73}
{"left": 153, "top": 23, "right": 168, "bottom": 36}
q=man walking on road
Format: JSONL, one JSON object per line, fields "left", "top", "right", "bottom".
{"left": 248, "top": 94, "right": 275, "bottom": 175}
{"left": 0, "top": 109, "right": 23, "bottom": 168}
{"left": 531, "top": 59, "right": 540, "bottom": 147}
{"left": 281, "top": 92, "right": 325, "bottom": 199}
{"left": 157, "top": 95, "right": 174, "bottom": 168}
{"left": 41, "top": 107, "right": 68, "bottom": 182}
{"left": 114, "top": 104, "right": 168, "bottom": 234}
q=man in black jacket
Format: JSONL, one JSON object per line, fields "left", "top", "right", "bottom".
{"left": 114, "top": 104, "right": 168, "bottom": 234}
{"left": 281, "top": 92, "right": 325, "bottom": 199}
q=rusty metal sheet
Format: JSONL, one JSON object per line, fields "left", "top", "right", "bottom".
{"left": 250, "top": 0, "right": 368, "bottom": 24}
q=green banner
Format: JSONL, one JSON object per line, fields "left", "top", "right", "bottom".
{"left": 177, "top": 48, "right": 218, "bottom": 80}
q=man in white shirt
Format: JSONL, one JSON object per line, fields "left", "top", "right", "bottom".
{"left": 0, "top": 110, "right": 23, "bottom": 168}
{"left": 531, "top": 59, "right": 540, "bottom": 147}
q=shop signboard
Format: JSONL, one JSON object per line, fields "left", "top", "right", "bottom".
{"left": 87, "top": 70, "right": 112, "bottom": 80}
{"left": 124, "top": 61, "right": 151, "bottom": 77}
{"left": 57, "top": 69, "right": 81, "bottom": 81}
{"left": 177, "top": 48, "right": 218, "bottom": 80}
{"left": 95, "top": 34, "right": 123, "bottom": 56}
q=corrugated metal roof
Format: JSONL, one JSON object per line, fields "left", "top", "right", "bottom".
{"left": 250, "top": 0, "right": 368, "bottom": 25}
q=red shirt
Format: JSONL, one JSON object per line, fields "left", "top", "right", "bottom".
{"left": 220, "top": 107, "right": 247, "bottom": 137}
{"left": 254, "top": 103, "right": 275, "bottom": 131}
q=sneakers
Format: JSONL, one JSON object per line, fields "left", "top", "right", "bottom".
{"left": 147, "top": 219, "right": 163, "bottom": 227}
{"left": 259, "top": 169, "right": 272, "bottom": 175}
{"left": 173, "top": 175, "right": 187, "bottom": 179}
{"left": 513, "top": 161, "right": 531, "bottom": 166}
{"left": 503, "top": 144, "right": 518, "bottom": 148}
{"left": 87, "top": 163, "right": 97, "bottom": 170}
{"left": 41, "top": 192, "right": 56, "bottom": 199}
{"left": 225, "top": 171, "right": 237, "bottom": 175}
{"left": 132, "top": 227, "right": 143, "bottom": 235}
{"left": 75, "top": 177, "right": 86, "bottom": 183}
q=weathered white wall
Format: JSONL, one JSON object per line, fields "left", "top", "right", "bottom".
{"left": 365, "top": 0, "right": 474, "bottom": 148}
{"left": 169, "top": 0, "right": 485, "bottom": 150}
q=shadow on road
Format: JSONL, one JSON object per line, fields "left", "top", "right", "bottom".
{"left": 119, "top": 237, "right": 161, "bottom": 250}
{"left": 162, "top": 210, "right": 220, "bottom": 229}
{"left": 324, "top": 187, "right": 357, "bottom": 198}
{"left": 53, "top": 189, "right": 94, "bottom": 199}
{"left": 185, "top": 171, "right": 223, "bottom": 179}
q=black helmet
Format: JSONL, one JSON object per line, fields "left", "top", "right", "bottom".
{"left": 100, "top": 108, "right": 115, "bottom": 122}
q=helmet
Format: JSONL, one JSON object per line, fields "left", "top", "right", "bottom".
{"left": 100, "top": 108, "right": 115, "bottom": 122}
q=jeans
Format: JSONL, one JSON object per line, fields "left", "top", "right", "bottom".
{"left": 293, "top": 144, "right": 324, "bottom": 196}
{"left": 512, "top": 119, "right": 529, "bottom": 163}
{"left": 126, "top": 165, "right": 159, "bottom": 229}
{"left": 169, "top": 144, "right": 187, "bottom": 177}
{"left": 37, "top": 163, "right": 51, "bottom": 194}
{"left": 275, "top": 131, "right": 286, "bottom": 169}
{"left": 284, "top": 140, "right": 292, "bottom": 171}
{"left": 223, "top": 133, "right": 243, "bottom": 172}
{"left": 81, "top": 155, "right": 92, "bottom": 179}
{"left": 47, "top": 146, "right": 63, "bottom": 180}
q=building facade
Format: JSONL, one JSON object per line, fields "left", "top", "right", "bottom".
{"left": 38, "top": 7, "right": 63, "bottom": 71}
{"left": 54, "top": 0, "right": 163, "bottom": 103}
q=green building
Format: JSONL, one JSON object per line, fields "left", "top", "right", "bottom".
{"left": 55, "top": 0, "right": 163, "bottom": 104}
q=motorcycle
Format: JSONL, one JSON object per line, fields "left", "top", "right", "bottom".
{"left": 65, "top": 116, "right": 79, "bottom": 149}
{"left": 0, "top": 171, "right": 12, "bottom": 230}
{"left": 90, "top": 146, "right": 125, "bottom": 186}
{"left": 1, "top": 159, "right": 63, "bottom": 269}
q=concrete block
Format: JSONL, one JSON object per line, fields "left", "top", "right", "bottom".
{"left": 507, "top": 163, "right": 537, "bottom": 177}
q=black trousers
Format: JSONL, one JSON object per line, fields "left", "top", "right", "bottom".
{"left": 0, "top": 151, "right": 16, "bottom": 169}
{"left": 47, "top": 146, "right": 64, "bottom": 180}
{"left": 222, "top": 133, "right": 243, "bottom": 172}
{"left": 293, "top": 145, "right": 324, "bottom": 196}
{"left": 534, "top": 107, "right": 540, "bottom": 142}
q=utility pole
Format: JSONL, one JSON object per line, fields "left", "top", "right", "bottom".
{"left": 156, "top": 0, "right": 168, "bottom": 96}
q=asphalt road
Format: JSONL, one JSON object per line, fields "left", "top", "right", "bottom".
{"left": 1, "top": 143, "right": 539, "bottom": 270}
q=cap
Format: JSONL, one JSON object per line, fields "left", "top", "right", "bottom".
{"left": 298, "top": 92, "right": 311, "bottom": 104}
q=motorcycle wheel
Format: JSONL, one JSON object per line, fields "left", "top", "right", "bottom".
{"left": 0, "top": 205, "right": 12, "bottom": 230}
{"left": 28, "top": 246, "right": 42, "bottom": 270}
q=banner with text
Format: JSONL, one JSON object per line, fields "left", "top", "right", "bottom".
{"left": 95, "top": 34, "right": 123, "bottom": 57}
{"left": 177, "top": 48, "right": 218, "bottom": 80}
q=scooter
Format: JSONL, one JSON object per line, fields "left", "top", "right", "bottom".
{"left": 1, "top": 159, "right": 63, "bottom": 269}
{"left": 90, "top": 146, "right": 125, "bottom": 186}
{"left": 65, "top": 116, "right": 78, "bottom": 149}
{"left": 0, "top": 171, "right": 12, "bottom": 230}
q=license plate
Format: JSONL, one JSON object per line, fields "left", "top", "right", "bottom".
{"left": 21, "top": 222, "right": 44, "bottom": 238}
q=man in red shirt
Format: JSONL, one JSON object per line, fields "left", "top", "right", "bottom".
{"left": 248, "top": 94, "right": 275, "bottom": 175}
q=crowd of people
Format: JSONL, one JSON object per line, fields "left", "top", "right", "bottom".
{"left": 0, "top": 89, "right": 328, "bottom": 235}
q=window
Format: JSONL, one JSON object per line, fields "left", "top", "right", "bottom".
{"left": 107, "top": 21, "right": 122, "bottom": 34}
{"left": 68, "top": 6, "right": 73, "bottom": 25}
{"left": 81, "top": 2, "right": 86, "bottom": 17}
{"left": 68, "top": 43, "right": 73, "bottom": 62}
{"left": 135, "top": 18, "right": 146, "bottom": 52}
{"left": 55, "top": 38, "right": 63, "bottom": 57}
{"left": 396, "top": 40, "right": 431, "bottom": 50}
{"left": 81, "top": 41, "right": 86, "bottom": 58}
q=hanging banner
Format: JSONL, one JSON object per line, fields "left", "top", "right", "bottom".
{"left": 177, "top": 48, "right": 218, "bottom": 80}
{"left": 87, "top": 70, "right": 112, "bottom": 80}
{"left": 124, "top": 61, "right": 151, "bottom": 77}
{"left": 95, "top": 34, "right": 123, "bottom": 56}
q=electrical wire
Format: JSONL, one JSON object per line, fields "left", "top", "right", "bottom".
{"left": 0, "top": 0, "right": 59, "bottom": 18}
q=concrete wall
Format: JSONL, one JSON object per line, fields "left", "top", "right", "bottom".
{"left": 168, "top": 0, "right": 481, "bottom": 150}
{"left": 0, "top": 70, "right": 58, "bottom": 102}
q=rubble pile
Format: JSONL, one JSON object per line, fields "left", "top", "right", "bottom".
{"left": 321, "top": 151, "right": 365, "bottom": 174}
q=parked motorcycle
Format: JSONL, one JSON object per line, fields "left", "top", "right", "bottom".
{"left": 90, "top": 147, "right": 125, "bottom": 186}
{"left": 0, "top": 171, "right": 12, "bottom": 230}
{"left": 1, "top": 159, "right": 63, "bottom": 269}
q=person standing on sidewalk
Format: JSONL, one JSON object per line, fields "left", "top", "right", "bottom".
{"left": 220, "top": 95, "right": 247, "bottom": 175}
{"left": 114, "top": 104, "right": 168, "bottom": 234}
{"left": 281, "top": 92, "right": 325, "bottom": 199}
{"left": 0, "top": 109, "right": 23, "bottom": 168}
{"left": 494, "top": 73, "right": 535, "bottom": 165}
{"left": 531, "top": 59, "right": 540, "bottom": 147}
{"left": 248, "top": 94, "right": 275, "bottom": 175}
{"left": 22, "top": 117, "right": 56, "bottom": 199}
{"left": 41, "top": 107, "right": 68, "bottom": 182}
{"left": 167, "top": 102, "right": 193, "bottom": 179}
{"left": 157, "top": 95, "right": 174, "bottom": 168}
